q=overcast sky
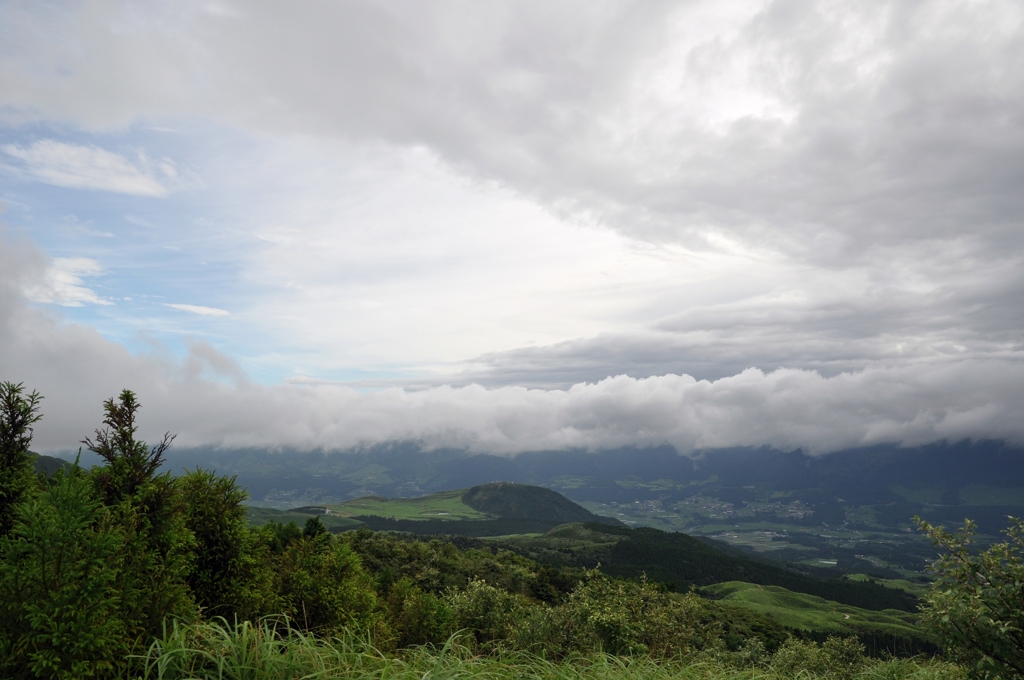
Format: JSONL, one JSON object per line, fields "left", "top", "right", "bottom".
{"left": 2, "top": 0, "right": 1023, "bottom": 454}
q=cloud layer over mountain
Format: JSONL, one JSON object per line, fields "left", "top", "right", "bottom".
{"left": 1, "top": 1, "right": 1022, "bottom": 454}
{"left": 3, "top": 236, "right": 1022, "bottom": 454}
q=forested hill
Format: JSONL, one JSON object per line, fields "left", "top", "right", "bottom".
{"left": 461, "top": 482, "right": 617, "bottom": 524}
{"left": 490, "top": 523, "right": 918, "bottom": 613}
{"left": 31, "top": 454, "right": 71, "bottom": 476}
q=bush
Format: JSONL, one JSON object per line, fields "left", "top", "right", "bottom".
{"left": 181, "top": 469, "right": 276, "bottom": 620}
{"left": 384, "top": 577, "right": 454, "bottom": 648}
{"left": 0, "top": 466, "right": 126, "bottom": 679}
{"left": 917, "top": 516, "right": 1024, "bottom": 679}
{"left": 770, "top": 635, "right": 866, "bottom": 680}
{"left": 446, "top": 578, "right": 530, "bottom": 650}
{"left": 85, "top": 391, "right": 197, "bottom": 640}
{"left": 275, "top": 533, "right": 379, "bottom": 634}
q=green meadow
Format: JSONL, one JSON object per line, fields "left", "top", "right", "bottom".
{"left": 703, "top": 582, "right": 921, "bottom": 640}
{"left": 329, "top": 489, "right": 490, "bottom": 521}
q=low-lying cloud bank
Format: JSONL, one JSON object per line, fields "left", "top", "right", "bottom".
{"left": 3, "top": 238, "right": 1022, "bottom": 455}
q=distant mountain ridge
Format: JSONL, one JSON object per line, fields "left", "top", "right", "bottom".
{"left": 156, "top": 440, "right": 1024, "bottom": 536}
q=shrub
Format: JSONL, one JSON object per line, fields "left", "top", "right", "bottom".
{"left": 384, "top": 577, "right": 454, "bottom": 648}
{"left": 275, "top": 533, "right": 379, "bottom": 634}
{"left": 0, "top": 466, "right": 126, "bottom": 679}
{"left": 770, "top": 635, "right": 866, "bottom": 680}
{"left": 181, "top": 469, "right": 277, "bottom": 620}
{"left": 446, "top": 578, "right": 531, "bottom": 650}
{"left": 917, "top": 516, "right": 1024, "bottom": 679}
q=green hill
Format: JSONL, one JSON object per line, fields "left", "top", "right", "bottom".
{"left": 31, "top": 454, "right": 71, "bottom": 476}
{"left": 331, "top": 489, "right": 490, "bottom": 521}
{"left": 492, "top": 522, "right": 918, "bottom": 612}
{"left": 292, "top": 482, "right": 624, "bottom": 536}
{"left": 705, "top": 581, "right": 934, "bottom": 655}
{"left": 462, "top": 482, "right": 603, "bottom": 523}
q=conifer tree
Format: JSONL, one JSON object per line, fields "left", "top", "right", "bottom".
{"left": 84, "top": 390, "right": 196, "bottom": 641}
{"left": 0, "top": 382, "right": 42, "bottom": 537}
{"left": 181, "top": 468, "right": 276, "bottom": 619}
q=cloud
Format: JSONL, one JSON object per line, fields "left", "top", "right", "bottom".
{"left": 22, "top": 257, "right": 111, "bottom": 307}
{"left": 165, "top": 303, "right": 231, "bottom": 317}
{"left": 2, "top": 140, "right": 170, "bottom": 196}
{"left": 3, "top": 2, "right": 1023, "bottom": 259}
{"left": 3, "top": 237, "right": 1023, "bottom": 455}
{"left": 1, "top": 2, "right": 1023, "bottom": 454}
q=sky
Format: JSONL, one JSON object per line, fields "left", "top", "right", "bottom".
{"left": 1, "top": 0, "right": 1024, "bottom": 454}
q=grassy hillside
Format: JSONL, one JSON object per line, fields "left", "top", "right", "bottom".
{"left": 271, "top": 483, "right": 627, "bottom": 536}
{"left": 492, "top": 523, "right": 918, "bottom": 612}
{"left": 705, "top": 582, "right": 918, "bottom": 635}
{"left": 331, "top": 489, "right": 489, "bottom": 520}
{"left": 705, "top": 582, "right": 933, "bottom": 655}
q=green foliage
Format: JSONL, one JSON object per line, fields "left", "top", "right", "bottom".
{"left": 275, "top": 533, "right": 379, "bottom": 634}
{"left": 180, "top": 469, "right": 275, "bottom": 620}
{"left": 769, "top": 636, "right": 867, "bottom": 680}
{"left": 917, "top": 516, "right": 1024, "bottom": 679}
{"left": 84, "top": 390, "right": 172, "bottom": 505}
{"left": 342, "top": 529, "right": 582, "bottom": 603}
{"left": 0, "top": 466, "right": 126, "bottom": 679}
{"left": 537, "top": 572, "right": 722, "bottom": 658}
{"left": 303, "top": 515, "right": 328, "bottom": 539}
{"left": 133, "top": 617, "right": 963, "bottom": 680}
{"left": 260, "top": 519, "right": 304, "bottom": 554}
{"left": 447, "top": 579, "right": 531, "bottom": 649}
{"left": 384, "top": 577, "right": 454, "bottom": 648}
{"left": 0, "top": 382, "right": 42, "bottom": 536}
{"left": 84, "top": 390, "right": 196, "bottom": 642}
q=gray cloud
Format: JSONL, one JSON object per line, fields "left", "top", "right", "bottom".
{"left": 2, "top": 2, "right": 1024, "bottom": 453}
{"left": 3, "top": 236, "right": 1023, "bottom": 455}
{"left": 4, "top": 2, "right": 1023, "bottom": 257}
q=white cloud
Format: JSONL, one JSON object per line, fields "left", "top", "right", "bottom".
{"left": 3, "top": 1, "right": 1022, "bottom": 257}
{"left": 2, "top": 239, "right": 1023, "bottom": 455}
{"left": 2, "top": 140, "right": 170, "bottom": 197}
{"left": 22, "top": 257, "right": 111, "bottom": 307}
{"left": 165, "top": 303, "right": 231, "bottom": 317}
{"left": 0, "top": 2, "right": 1023, "bottom": 455}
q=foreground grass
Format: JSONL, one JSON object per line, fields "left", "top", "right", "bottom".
{"left": 133, "top": 619, "right": 964, "bottom": 680}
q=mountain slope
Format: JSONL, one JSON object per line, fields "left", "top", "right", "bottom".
{"left": 492, "top": 522, "right": 918, "bottom": 612}
{"left": 261, "top": 482, "right": 624, "bottom": 537}
{"left": 461, "top": 482, "right": 617, "bottom": 524}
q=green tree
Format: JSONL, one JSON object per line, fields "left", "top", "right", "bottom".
{"left": 83, "top": 391, "right": 196, "bottom": 642}
{"left": 180, "top": 468, "right": 276, "bottom": 620}
{"left": 0, "top": 382, "right": 42, "bottom": 537}
{"left": 0, "top": 466, "right": 126, "bottom": 679}
{"left": 275, "top": 533, "right": 378, "bottom": 634}
{"left": 917, "top": 516, "right": 1024, "bottom": 679}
